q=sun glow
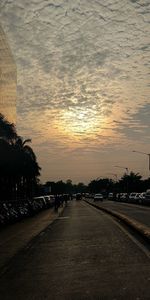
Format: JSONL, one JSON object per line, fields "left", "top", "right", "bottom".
{"left": 58, "top": 107, "right": 106, "bottom": 136}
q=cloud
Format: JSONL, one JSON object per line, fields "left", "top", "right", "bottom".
{"left": 0, "top": 0, "right": 149, "bottom": 182}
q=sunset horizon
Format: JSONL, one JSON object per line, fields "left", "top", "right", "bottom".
{"left": 0, "top": 0, "right": 149, "bottom": 184}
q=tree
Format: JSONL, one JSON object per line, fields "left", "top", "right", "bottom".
{"left": 88, "top": 178, "right": 113, "bottom": 195}
{"left": 0, "top": 114, "right": 41, "bottom": 201}
{"left": 0, "top": 113, "right": 17, "bottom": 143}
{"left": 66, "top": 179, "right": 73, "bottom": 194}
{"left": 13, "top": 137, "right": 41, "bottom": 199}
{"left": 55, "top": 181, "right": 66, "bottom": 194}
{"left": 0, "top": 138, "right": 14, "bottom": 200}
{"left": 75, "top": 182, "right": 87, "bottom": 193}
{"left": 118, "top": 172, "right": 142, "bottom": 193}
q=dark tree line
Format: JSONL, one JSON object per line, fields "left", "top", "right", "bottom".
{"left": 43, "top": 173, "right": 150, "bottom": 197}
{"left": 43, "top": 179, "right": 87, "bottom": 195}
{"left": 88, "top": 172, "right": 150, "bottom": 195}
{"left": 0, "top": 114, "right": 41, "bottom": 201}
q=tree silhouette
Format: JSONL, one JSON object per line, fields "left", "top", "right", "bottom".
{"left": 0, "top": 114, "right": 41, "bottom": 202}
{"left": 119, "top": 172, "right": 142, "bottom": 193}
{"left": 0, "top": 113, "right": 17, "bottom": 143}
{"left": 88, "top": 178, "right": 113, "bottom": 195}
{"left": 13, "top": 136, "right": 41, "bottom": 200}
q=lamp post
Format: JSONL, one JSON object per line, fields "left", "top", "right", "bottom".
{"left": 132, "top": 150, "right": 150, "bottom": 173}
{"left": 114, "top": 166, "right": 129, "bottom": 194}
{"left": 107, "top": 173, "right": 118, "bottom": 200}
{"left": 114, "top": 165, "right": 129, "bottom": 175}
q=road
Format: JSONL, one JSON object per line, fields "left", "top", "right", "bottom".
{"left": 0, "top": 205, "right": 64, "bottom": 270}
{"left": 86, "top": 199, "right": 150, "bottom": 228}
{"left": 0, "top": 200, "right": 150, "bottom": 299}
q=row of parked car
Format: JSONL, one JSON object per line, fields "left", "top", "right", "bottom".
{"left": 87, "top": 190, "right": 150, "bottom": 205}
{"left": 0, "top": 195, "right": 55, "bottom": 226}
{"left": 115, "top": 192, "right": 148, "bottom": 204}
{"left": 111, "top": 190, "right": 150, "bottom": 205}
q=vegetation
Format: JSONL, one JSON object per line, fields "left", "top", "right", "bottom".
{"left": 0, "top": 114, "right": 41, "bottom": 201}
{"left": 44, "top": 180, "right": 87, "bottom": 195}
{"left": 43, "top": 173, "right": 150, "bottom": 196}
{"left": 88, "top": 173, "right": 150, "bottom": 195}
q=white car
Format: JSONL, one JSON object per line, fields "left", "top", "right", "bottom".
{"left": 129, "top": 193, "right": 137, "bottom": 203}
{"left": 108, "top": 193, "right": 113, "bottom": 200}
{"left": 94, "top": 193, "right": 103, "bottom": 201}
{"left": 120, "top": 193, "right": 128, "bottom": 202}
{"left": 134, "top": 193, "right": 141, "bottom": 203}
{"left": 138, "top": 192, "right": 146, "bottom": 204}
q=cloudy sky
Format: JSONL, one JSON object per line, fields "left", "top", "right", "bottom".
{"left": 0, "top": 0, "right": 150, "bottom": 183}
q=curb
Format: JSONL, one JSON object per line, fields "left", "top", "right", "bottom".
{"left": 84, "top": 200, "right": 150, "bottom": 242}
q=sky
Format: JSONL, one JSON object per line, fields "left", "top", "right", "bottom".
{"left": 0, "top": 0, "right": 150, "bottom": 184}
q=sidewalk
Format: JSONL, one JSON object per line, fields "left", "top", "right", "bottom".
{"left": 0, "top": 206, "right": 64, "bottom": 271}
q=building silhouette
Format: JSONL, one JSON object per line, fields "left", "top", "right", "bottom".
{"left": 0, "top": 24, "right": 16, "bottom": 124}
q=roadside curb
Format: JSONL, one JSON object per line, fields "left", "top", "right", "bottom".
{"left": 84, "top": 200, "right": 150, "bottom": 242}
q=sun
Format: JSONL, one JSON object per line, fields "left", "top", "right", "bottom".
{"left": 58, "top": 107, "right": 106, "bottom": 137}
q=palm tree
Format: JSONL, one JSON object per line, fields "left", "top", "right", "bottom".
{"left": 119, "top": 172, "right": 142, "bottom": 193}
{"left": 0, "top": 138, "right": 13, "bottom": 200}
{"left": 0, "top": 114, "right": 41, "bottom": 202}
{"left": 13, "top": 137, "right": 41, "bottom": 200}
{"left": 0, "top": 113, "right": 17, "bottom": 143}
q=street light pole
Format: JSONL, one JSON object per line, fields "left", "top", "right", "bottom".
{"left": 114, "top": 166, "right": 129, "bottom": 194}
{"left": 114, "top": 166, "right": 129, "bottom": 175}
{"left": 132, "top": 150, "right": 150, "bottom": 172}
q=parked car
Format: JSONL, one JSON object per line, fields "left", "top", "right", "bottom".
{"left": 129, "top": 192, "right": 137, "bottom": 203}
{"left": 138, "top": 192, "right": 146, "bottom": 204}
{"left": 94, "top": 193, "right": 103, "bottom": 201}
{"left": 32, "top": 196, "right": 46, "bottom": 211}
{"left": 76, "top": 193, "right": 82, "bottom": 200}
{"left": 144, "top": 190, "right": 150, "bottom": 205}
{"left": 134, "top": 193, "right": 141, "bottom": 203}
{"left": 116, "top": 193, "right": 121, "bottom": 201}
{"left": 120, "top": 193, "right": 128, "bottom": 202}
{"left": 108, "top": 193, "right": 113, "bottom": 200}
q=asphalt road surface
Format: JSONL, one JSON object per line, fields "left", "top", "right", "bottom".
{"left": 88, "top": 199, "right": 150, "bottom": 228}
{"left": 0, "top": 200, "right": 150, "bottom": 299}
{"left": 0, "top": 206, "right": 64, "bottom": 270}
